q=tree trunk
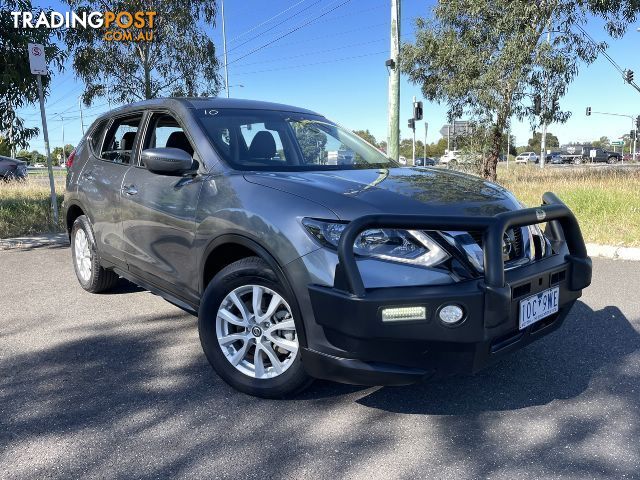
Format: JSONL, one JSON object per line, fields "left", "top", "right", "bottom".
{"left": 483, "top": 123, "right": 503, "bottom": 182}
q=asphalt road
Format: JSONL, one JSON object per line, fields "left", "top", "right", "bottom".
{"left": 1, "top": 246, "right": 639, "bottom": 479}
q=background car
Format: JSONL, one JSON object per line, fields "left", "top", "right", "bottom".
{"left": 414, "top": 157, "right": 437, "bottom": 166}
{"left": 515, "top": 152, "right": 538, "bottom": 164}
{"left": 439, "top": 150, "right": 461, "bottom": 164}
{"left": 0, "top": 155, "right": 28, "bottom": 180}
{"left": 546, "top": 151, "right": 564, "bottom": 164}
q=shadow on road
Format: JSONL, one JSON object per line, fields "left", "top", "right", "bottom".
{"left": 1, "top": 300, "right": 638, "bottom": 478}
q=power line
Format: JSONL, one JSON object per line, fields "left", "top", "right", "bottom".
{"left": 233, "top": 50, "right": 387, "bottom": 77}
{"left": 227, "top": 0, "right": 310, "bottom": 43}
{"left": 226, "top": 0, "right": 354, "bottom": 67}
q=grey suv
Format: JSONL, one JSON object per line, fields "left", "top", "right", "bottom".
{"left": 64, "top": 98, "right": 592, "bottom": 398}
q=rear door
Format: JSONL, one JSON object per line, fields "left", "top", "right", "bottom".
{"left": 79, "top": 113, "right": 143, "bottom": 264}
{"left": 120, "top": 110, "right": 204, "bottom": 303}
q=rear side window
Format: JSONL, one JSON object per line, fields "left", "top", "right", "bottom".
{"left": 100, "top": 114, "right": 144, "bottom": 164}
{"left": 89, "top": 119, "right": 108, "bottom": 153}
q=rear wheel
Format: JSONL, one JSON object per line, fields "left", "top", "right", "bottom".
{"left": 71, "top": 215, "right": 119, "bottom": 293}
{"left": 198, "top": 257, "right": 312, "bottom": 398}
{"left": 607, "top": 156, "right": 618, "bottom": 164}
{"left": 573, "top": 157, "right": 583, "bottom": 165}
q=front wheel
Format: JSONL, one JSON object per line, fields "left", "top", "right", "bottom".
{"left": 198, "top": 257, "right": 312, "bottom": 398}
{"left": 71, "top": 215, "right": 119, "bottom": 293}
{"left": 607, "top": 156, "right": 618, "bottom": 164}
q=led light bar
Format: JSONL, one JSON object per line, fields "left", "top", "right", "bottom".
{"left": 381, "top": 306, "right": 427, "bottom": 322}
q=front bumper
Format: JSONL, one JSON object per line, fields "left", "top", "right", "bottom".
{"left": 299, "top": 192, "right": 592, "bottom": 386}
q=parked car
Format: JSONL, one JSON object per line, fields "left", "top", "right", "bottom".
{"left": 414, "top": 157, "right": 437, "bottom": 166}
{"left": 64, "top": 98, "right": 592, "bottom": 398}
{"left": 0, "top": 155, "right": 28, "bottom": 180}
{"left": 398, "top": 156, "right": 407, "bottom": 165}
{"left": 515, "top": 152, "right": 538, "bottom": 164}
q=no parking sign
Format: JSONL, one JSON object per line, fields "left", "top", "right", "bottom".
{"left": 28, "top": 43, "right": 47, "bottom": 75}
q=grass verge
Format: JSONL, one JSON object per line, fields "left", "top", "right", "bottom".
{"left": 0, "top": 179, "right": 66, "bottom": 238}
{"left": 1, "top": 166, "right": 639, "bottom": 247}
{"left": 498, "top": 165, "right": 640, "bottom": 247}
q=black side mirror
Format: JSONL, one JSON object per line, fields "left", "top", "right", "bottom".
{"left": 141, "top": 148, "right": 193, "bottom": 175}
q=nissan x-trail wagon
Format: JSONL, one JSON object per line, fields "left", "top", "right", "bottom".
{"left": 64, "top": 98, "right": 592, "bottom": 398}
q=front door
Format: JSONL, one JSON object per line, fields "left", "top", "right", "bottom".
{"left": 120, "top": 111, "right": 204, "bottom": 303}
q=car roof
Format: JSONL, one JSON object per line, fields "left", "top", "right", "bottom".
{"left": 0, "top": 155, "right": 24, "bottom": 164}
{"left": 95, "top": 97, "right": 321, "bottom": 122}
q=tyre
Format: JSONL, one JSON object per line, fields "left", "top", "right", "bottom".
{"left": 198, "top": 256, "right": 312, "bottom": 398}
{"left": 71, "top": 215, "right": 119, "bottom": 293}
{"left": 607, "top": 156, "right": 617, "bottom": 164}
{"left": 573, "top": 157, "right": 583, "bottom": 165}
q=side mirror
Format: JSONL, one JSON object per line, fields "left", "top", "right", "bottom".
{"left": 141, "top": 148, "right": 193, "bottom": 175}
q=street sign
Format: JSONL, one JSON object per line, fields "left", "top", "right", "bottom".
{"left": 28, "top": 43, "right": 47, "bottom": 75}
{"left": 439, "top": 121, "right": 472, "bottom": 137}
{"left": 611, "top": 140, "right": 625, "bottom": 146}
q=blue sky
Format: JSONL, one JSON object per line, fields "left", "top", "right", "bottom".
{"left": 16, "top": 0, "right": 640, "bottom": 153}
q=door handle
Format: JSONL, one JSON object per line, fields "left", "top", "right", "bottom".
{"left": 122, "top": 184, "right": 138, "bottom": 196}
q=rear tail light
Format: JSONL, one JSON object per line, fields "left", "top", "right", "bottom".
{"left": 66, "top": 149, "right": 77, "bottom": 169}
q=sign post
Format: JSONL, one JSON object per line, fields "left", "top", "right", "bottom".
{"left": 28, "top": 43, "right": 58, "bottom": 224}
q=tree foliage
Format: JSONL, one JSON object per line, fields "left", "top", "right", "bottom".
{"left": 528, "top": 131, "right": 560, "bottom": 152}
{"left": 65, "top": 0, "right": 221, "bottom": 105}
{"left": 0, "top": 1, "right": 66, "bottom": 152}
{"left": 353, "top": 129, "right": 377, "bottom": 146}
{"left": 401, "top": 0, "right": 639, "bottom": 180}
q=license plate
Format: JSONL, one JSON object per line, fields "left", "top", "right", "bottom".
{"left": 519, "top": 286, "right": 559, "bottom": 330}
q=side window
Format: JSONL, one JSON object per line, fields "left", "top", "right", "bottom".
{"left": 100, "top": 114, "right": 143, "bottom": 165}
{"left": 89, "top": 119, "right": 108, "bottom": 153}
{"left": 142, "top": 113, "right": 195, "bottom": 167}
{"left": 239, "top": 122, "right": 287, "bottom": 164}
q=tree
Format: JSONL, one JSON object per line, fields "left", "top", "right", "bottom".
{"left": 401, "top": 0, "right": 638, "bottom": 180}
{"left": 353, "top": 130, "right": 378, "bottom": 147}
{"left": 52, "top": 144, "right": 74, "bottom": 165}
{"left": 0, "top": 136, "right": 11, "bottom": 156}
{"left": 528, "top": 131, "right": 560, "bottom": 152}
{"left": 1, "top": 1, "right": 65, "bottom": 153}
{"left": 592, "top": 136, "right": 611, "bottom": 148}
{"left": 65, "top": 0, "right": 221, "bottom": 105}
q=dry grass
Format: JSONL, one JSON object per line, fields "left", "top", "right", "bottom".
{"left": 0, "top": 179, "right": 66, "bottom": 238}
{"left": 498, "top": 165, "right": 640, "bottom": 246}
{"left": 1, "top": 166, "right": 639, "bottom": 247}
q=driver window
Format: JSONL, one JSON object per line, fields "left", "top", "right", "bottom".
{"left": 100, "top": 114, "right": 143, "bottom": 164}
{"left": 142, "top": 113, "right": 195, "bottom": 167}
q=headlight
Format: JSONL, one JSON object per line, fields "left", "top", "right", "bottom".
{"left": 302, "top": 218, "right": 450, "bottom": 267}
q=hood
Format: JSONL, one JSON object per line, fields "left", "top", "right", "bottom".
{"left": 244, "top": 167, "right": 521, "bottom": 220}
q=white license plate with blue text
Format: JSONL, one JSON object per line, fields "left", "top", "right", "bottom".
{"left": 518, "top": 286, "right": 559, "bottom": 330}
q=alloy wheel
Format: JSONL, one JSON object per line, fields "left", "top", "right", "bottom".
{"left": 74, "top": 228, "right": 92, "bottom": 282}
{"left": 215, "top": 284, "right": 298, "bottom": 379}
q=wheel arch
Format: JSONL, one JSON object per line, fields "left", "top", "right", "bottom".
{"left": 199, "top": 234, "right": 308, "bottom": 346}
{"left": 65, "top": 201, "right": 86, "bottom": 237}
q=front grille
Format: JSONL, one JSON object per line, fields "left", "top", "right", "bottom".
{"left": 468, "top": 227, "right": 524, "bottom": 261}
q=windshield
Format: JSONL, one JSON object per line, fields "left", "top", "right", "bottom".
{"left": 195, "top": 108, "right": 396, "bottom": 171}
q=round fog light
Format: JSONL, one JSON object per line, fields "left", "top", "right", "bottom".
{"left": 439, "top": 305, "right": 464, "bottom": 325}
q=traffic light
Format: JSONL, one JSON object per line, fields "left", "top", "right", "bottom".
{"left": 631, "top": 130, "right": 636, "bottom": 140}
{"left": 533, "top": 94, "right": 542, "bottom": 115}
{"left": 586, "top": 107, "right": 591, "bottom": 116}
{"left": 636, "top": 115, "right": 640, "bottom": 130}
{"left": 408, "top": 118, "right": 415, "bottom": 130}
{"left": 413, "top": 101, "right": 423, "bottom": 120}
{"left": 625, "top": 69, "right": 634, "bottom": 83}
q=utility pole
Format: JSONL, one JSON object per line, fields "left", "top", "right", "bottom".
{"left": 424, "top": 121, "right": 428, "bottom": 160}
{"left": 506, "top": 127, "right": 510, "bottom": 170}
{"left": 221, "top": 0, "right": 230, "bottom": 98}
{"left": 412, "top": 96, "right": 416, "bottom": 164}
{"left": 78, "top": 96, "right": 85, "bottom": 135}
{"left": 61, "top": 115, "right": 67, "bottom": 166}
{"left": 387, "top": 0, "right": 400, "bottom": 161}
